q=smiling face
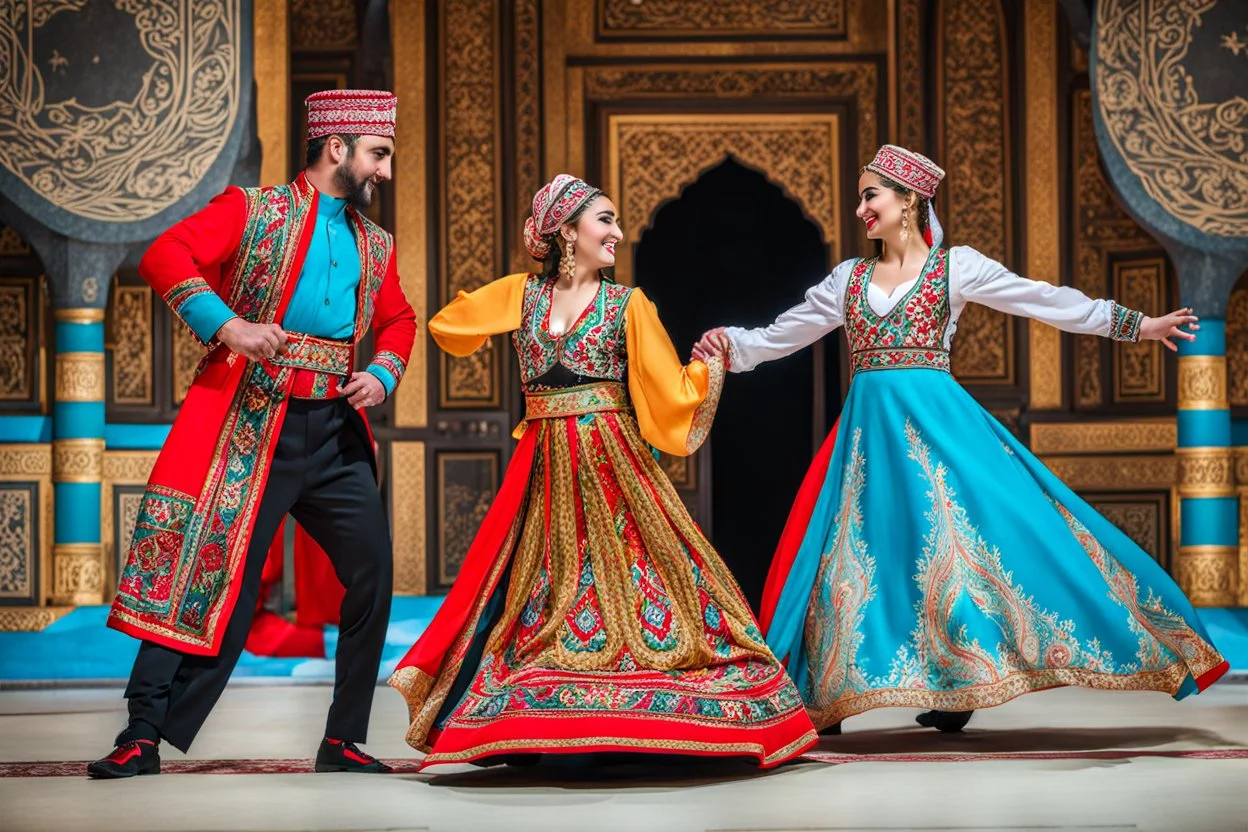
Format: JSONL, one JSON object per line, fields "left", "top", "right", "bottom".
{"left": 855, "top": 171, "right": 914, "bottom": 241}
{"left": 330, "top": 134, "right": 394, "bottom": 208}
{"left": 562, "top": 194, "right": 623, "bottom": 270}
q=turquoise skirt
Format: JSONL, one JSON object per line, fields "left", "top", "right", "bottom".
{"left": 760, "top": 368, "right": 1228, "bottom": 728}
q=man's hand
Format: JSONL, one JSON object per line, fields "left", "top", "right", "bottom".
{"left": 216, "top": 318, "right": 288, "bottom": 361}
{"left": 341, "top": 372, "right": 386, "bottom": 410}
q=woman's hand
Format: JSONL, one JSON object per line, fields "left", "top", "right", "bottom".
{"left": 1139, "top": 308, "right": 1199, "bottom": 352}
{"left": 692, "top": 327, "right": 731, "bottom": 363}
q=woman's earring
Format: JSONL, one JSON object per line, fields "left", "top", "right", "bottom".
{"left": 901, "top": 207, "right": 911, "bottom": 245}
{"left": 563, "top": 238, "right": 576, "bottom": 281}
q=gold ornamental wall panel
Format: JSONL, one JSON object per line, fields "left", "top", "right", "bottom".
{"left": 1030, "top": 419, "right": 1176, "bottom": 456}
{"left": 1112, "top": 257, "right": 1167, "bottom": 404}
{"left": 440, "top": 0, "right": 504, "bottom": 410}
{"left": 595, "top": 0, "right": 847, "bottom": 40}
{"left": 563, "top": 0, "right": 885, "bottom": 56}
{"left": 894, "top": 0, "right": 926, "bottom": 151}
{"left": 1230, "top": 286, "right": 1248, "bottom": 408}
{"left": 936, "top": 0, "right": 1013, "bottom": 384}
{"left": 0, "top": 277, "right": 38, "bottom": 403}
{"left": 0, "top": 445, "right": 52, "bottom": 607}
{"left": 1070, "top": 88, "right": 1166, "bottom": 410}
{"left": 108, "top": 285, "right": 154, "bottom": 407}
{"left": 1087, "top": 493, "right": 1170, "bottom": 567}
{"left": 436, "top": 451, "right": 499, "bottom": 588}
{"left": 391, "top": 0, "right": 429, "bottom": 428}
{"left": 0, "top": 486, "right": 36, "bottom": 602}
{"left": 1024, "top": 0, "right": 1062, "bottom": 409}
{"left": 171, "top": 322, "right": 204, "bottom": 406}
{"left": 605, "top": 114, "right": 842, "bottom": 285}
{"left": 101, "top": 451, "right": 158, "bottom": 593}
{"left": 390, "top": 442, "right": 427, "bottom": 595}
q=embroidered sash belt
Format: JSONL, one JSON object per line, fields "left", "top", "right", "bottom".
{"left": 272, "top": 333, "right": 353, "bottom": 400}
{"left": 851, "top": 346, "right": 951, "bottom": 376}
{"left": 523, "top": 382, "right": 631, "bottom": 422}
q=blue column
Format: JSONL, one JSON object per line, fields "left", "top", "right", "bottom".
{"left": 1176, "top": 320, "right": 1237, "bottom": 606}
{"left": 1235, "top": 418, "right": 1248, "bottom": 607}
{"left": 51, "top": 308, "right": 107, "bottom": 605}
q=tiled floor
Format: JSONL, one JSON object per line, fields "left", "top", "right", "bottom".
{"left": 2, "top": 682, "right": 1246, "bottom": 832}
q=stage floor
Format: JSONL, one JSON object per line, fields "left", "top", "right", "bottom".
{"left": 1, "top": 683, "right": 1246, "bottom": 832}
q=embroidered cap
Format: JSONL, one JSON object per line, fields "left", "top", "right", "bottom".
{"left": 305, "top": 89, "right": 397, "bottom": 140}
{"left": 865, "top": 144, "right": 945, "bottom": 199}
{"left": 524, "top": 174, "right": 602, "bottom": 260}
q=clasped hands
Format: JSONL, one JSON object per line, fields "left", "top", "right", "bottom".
{"left": 691, "top": 327, "right": 731, "bottom": 365}
{"left": 215, "top": 318, "right": 384, "bottom": 409}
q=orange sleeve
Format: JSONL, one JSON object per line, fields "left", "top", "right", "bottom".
{"left": 428, "top": 273, "right": 528, "bottom": 356}
{"left": 624, "top": 288, "right": 725, "bottom": 457}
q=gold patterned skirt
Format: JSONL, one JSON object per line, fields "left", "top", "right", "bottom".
{"left": 389, "top": 390, "right": 816, "bottom": 769}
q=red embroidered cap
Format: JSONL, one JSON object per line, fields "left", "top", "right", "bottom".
{"left": 305, "top": 89, "right": 397, "bottom": 140}
{"left": 865, "top": 144, "right": 945, "bottom": 199}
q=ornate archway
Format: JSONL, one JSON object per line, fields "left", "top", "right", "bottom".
{"left": 604, "top": 113, "right": 844, "bottom": 285}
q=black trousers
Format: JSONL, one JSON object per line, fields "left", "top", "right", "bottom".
{"left": 122, "top": 398, "right": 393, "bottom": 752}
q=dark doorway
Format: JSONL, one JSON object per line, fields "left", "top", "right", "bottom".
{"left": 635, "top": 158, "right": 838, "bottom": 611}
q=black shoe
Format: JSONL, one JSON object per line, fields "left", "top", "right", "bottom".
{"left": 469, "top": 753, "right": 543, "bottom": 768}
{"left": 87, "top": 739, "right": 161, "bottom": 779}
{"left": 915, "top": 710, "right": 974, "bottom": 733}
{"left": 315, "top": 738, "right": 393, "bottom": 773}
{"left": 818, "top": 721, "right": 842, "bottom": 736}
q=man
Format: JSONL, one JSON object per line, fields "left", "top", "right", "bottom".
{"left": 89, "top": 90, "right": 416, "bottom": 778}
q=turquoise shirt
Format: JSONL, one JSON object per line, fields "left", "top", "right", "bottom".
{"left": 179, "top": 193, "right": 397, "bottom": 395}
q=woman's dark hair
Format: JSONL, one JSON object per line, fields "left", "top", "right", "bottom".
{"left": 536, "top": 198, "right": 599, "bottom": 279}
{"left": 306, "top": 133, "right": 361, "bottom": 167}
{"left": 862, "top": 168, "right": 931, "bottom": 257}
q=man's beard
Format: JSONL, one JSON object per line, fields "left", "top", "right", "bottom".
{"left": 334, "top": 160, "right": 375, "bottom": 209}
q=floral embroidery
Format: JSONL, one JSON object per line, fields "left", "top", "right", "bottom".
{"left": 804, "top": 429, "right": 877, "bottom": 720}
{"left": 390, "top": 405, "right": 812, "bottom": 762}
{"left": 522, "top": 382, "right": 630, "bottom": 425}
{"left": 348, "top": 210, "right": 394, "bottom": 343}
{"left": 1051, "top": 500, "right": 1224, "bottom": 679}
{"left": 513, "top": 275, "right": 631, "bottom": 387}
{"left": 843, "top": 248, "right": 952, "bottom": 375}
{"left": 271, "top": 335, "right": 352, "bottom": 374}
{"left": 116, "top": 487, "right": 196, "bottom": 612}
{"left": 870, "top": 420, "right": 1117, "bottom": 693}
{"left": 685, "top": 355, "right": 724, "bottom": 454}
{"left": 1109, "top": 302, "right": 1143, "bottom": 342}
{"left": 225, "top": 180, "right": 314, "bottom": 323}
{"left": 112, "top": 180, "right": 315, "bottom": 651}
{"left": 851, "top": 348, "right": 950, "bottom": 374}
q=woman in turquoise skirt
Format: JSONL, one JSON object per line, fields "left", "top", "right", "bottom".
{"left": 694, "top": 144, "right": 1228, "bottom": 734}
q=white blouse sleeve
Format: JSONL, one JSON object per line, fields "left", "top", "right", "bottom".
{"left": 949, "top": 246, "right": 1143, "bottom": 341}
{"left": 723, "top": 259, "right": 855, "bottom": 373}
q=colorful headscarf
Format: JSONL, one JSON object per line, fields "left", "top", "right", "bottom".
{"left": 524, "top": 174, "right": 602, "bottom": 260}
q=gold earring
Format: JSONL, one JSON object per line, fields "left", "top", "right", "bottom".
{"left": 563, "top": 238, "right": 576, "bottom": 281}
{"left": 901, "top": 208, "right": 910, "bottom": 245}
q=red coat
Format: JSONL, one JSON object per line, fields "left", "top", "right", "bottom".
{"left": 107, "top": 173, "right": 416, "bottom": 656}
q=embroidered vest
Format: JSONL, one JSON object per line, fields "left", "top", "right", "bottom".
{"left": 512, "top": 275, "right": 632, "bottom": 391}
{"left": 842, "top": 247, "right": 952, "bottom": 375}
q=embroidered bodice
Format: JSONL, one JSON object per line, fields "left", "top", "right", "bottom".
{"left": 512, "top": 274, "right": 633, "bottom": 391}
{"left": 842, "top": 248, "right": 952, "bottom": 373}
{"left": 723, "top": 245, "right": 1145, "bottom": 375}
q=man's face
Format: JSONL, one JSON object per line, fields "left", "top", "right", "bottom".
{"left": 332, "top": 135, "right": 395, "bottom": 209}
